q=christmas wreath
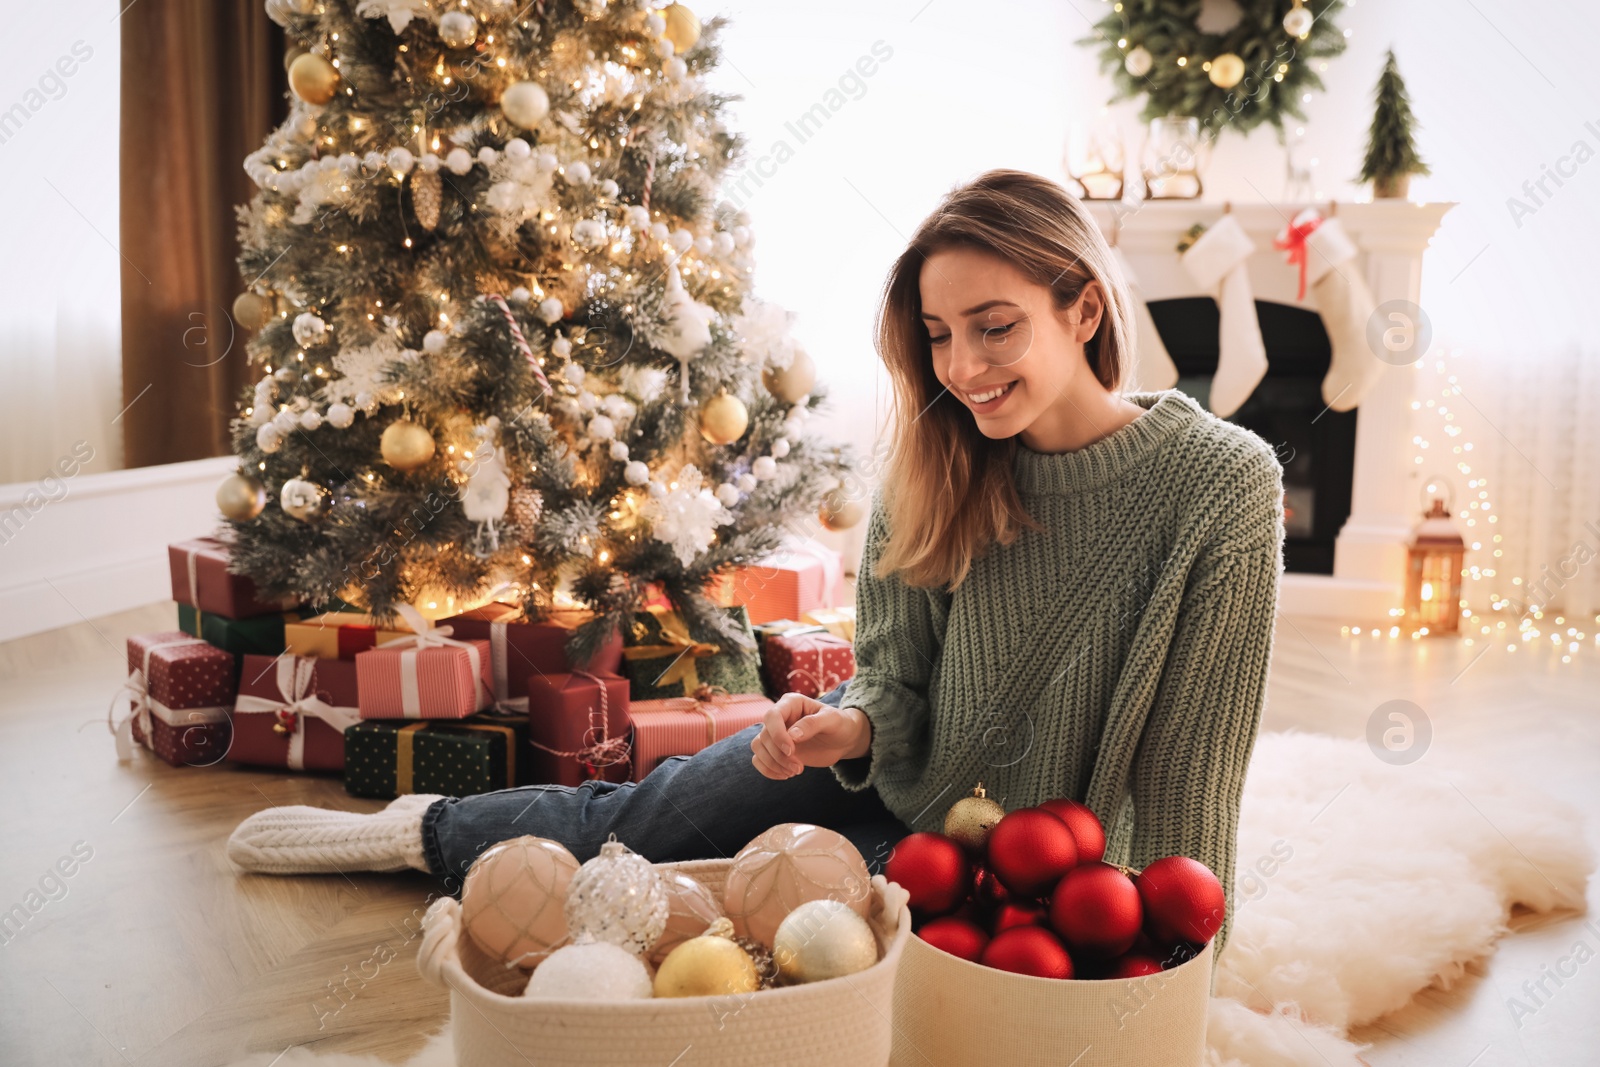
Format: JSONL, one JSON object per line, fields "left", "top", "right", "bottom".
{"left": 1079, "top": 0, "right": 1348, "bottom": 141}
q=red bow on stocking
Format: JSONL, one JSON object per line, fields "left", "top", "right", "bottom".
{"left": 1272, "top": 209, "right": 1324, "bottom": 302}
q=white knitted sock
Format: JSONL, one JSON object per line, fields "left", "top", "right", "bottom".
{"left": 227, "top": 794, "right": 444, "bottom": 875}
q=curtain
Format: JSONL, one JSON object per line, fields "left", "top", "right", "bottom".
{"left": 118, "top": 0, "right": 284, "bottom": 468}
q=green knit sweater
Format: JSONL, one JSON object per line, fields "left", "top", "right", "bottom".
{"left": 834, "top": 389, "right": 1285, "bottom": 956}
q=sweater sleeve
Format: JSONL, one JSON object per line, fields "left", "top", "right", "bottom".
{"left": 831, "top": 490, "right": 948, "bottom": 792}
{"left": 1128, "top": 519, "right": 1282, "bottom": 964}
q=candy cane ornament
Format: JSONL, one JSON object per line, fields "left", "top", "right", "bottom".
{"left": 482, "top": 292, "right": 552, "bottom": 397}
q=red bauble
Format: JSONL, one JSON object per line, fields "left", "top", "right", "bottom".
{"left": 1048, "top": 862, "right": 1143, "bottom": 958}
{"left": 980, "top": 925, "right": 1074, "bottom": 979}
{"left": 971, "top": 864, "right": 1010, "bottom": 909}
{"left": 885, "top": 832, "right": 970, "bottom": 916}
{"left": 1106, "top": 953, "right": 1164, "bottom": 979}
{"left": 1136, "top": 856, "right": 1226, "bottom": 947}
{"left": 986, "top": 808, "right": 1078, "bottom": 897}
{"left": 1037, "top": 798, "right": 1107, "bottom": 864}
{"left": 917, "top": 916, "right": 990, "bottom": 962}
{"left": 991, "top": 899, "right": 1047, "bottom": 934}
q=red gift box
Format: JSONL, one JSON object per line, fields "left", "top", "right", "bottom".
{"left": 526, "top": 670, "right": 633, "bottom": 787}
{"left": 168, "top": 537, "right": 298, "bottom": 618}
{"left": 355, "top": 621, "right": 494, "bottom": 719}
{"left": 231, "top": 654, "right": 361, "bottom": 771}
{"left": 761, "top": 630, "right": 856, "bottom": 699}
{"left": 627, "top": 689, "right": 774, "bottom": 782}
{"left": 711, "top": 539, "right": 847, "bottom": 625}
{"left": 443, "top": 603, "right": 625, "bottom": 711}
{"left": 112, "top": 631, "right": 235, "bottom": 767}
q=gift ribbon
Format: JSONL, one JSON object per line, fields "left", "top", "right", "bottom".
{"left": 394, "top": 719, "right": 520, "bottom": 794}
{"left": 233, "top": 655, "right": 362, "bottom": 770}
{"left": 1273, "top": 208, "right": 1324, "bottom": 302}
{"left": 621, "top": 607, "right": 722, "bottom": 694}
{"left": 376, "top": 604, "right": 491, "bottom": 717}
{"left": 488, "top": 618, "right": 529, "bottom": 713}
{"left": 108, "top": 635, "right": 227, "bottom": 760}
{"left": 783, "top": 636, "right": 847, "bottom": 697}
{"left": 527, "top": 668, "right": 631, "bottom": 774}
{"left": 656, "top": 683, "right": 737, "bottom": 747}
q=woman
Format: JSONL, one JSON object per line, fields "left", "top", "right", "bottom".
{"left": 230, "top": 169, "right": 1284, "bottom": 955}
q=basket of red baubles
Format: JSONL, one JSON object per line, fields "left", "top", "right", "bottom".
{"left": 883, "top": 787, "right": 1222, "bottom": 1067}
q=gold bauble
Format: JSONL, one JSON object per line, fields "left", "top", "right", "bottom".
{"left": 232, "top": 291, "right": 272, "bottom": 330}
{"left": 943, "top": 783, "right": 1006, "bottom": 853}
{"left": 1208, "top": 53, "right": 1245, "bottom": 90}
{"left": 653, "top": 918, "right": 760, "bottom": 998}
{"left": 761, "top": 349, "right": 816, "bottom": 404}
{"left": 380, "top": 419, "right": 436, "bottom": 471}
{"left": 699, "top": 392, "right": 749, "bottom": 445}
{"left": 283, "top": 45, "right": 307, "bottom": 73}
{"left": 216, "top": 472, "right": 267, "bottom": 521}
{"left": 818, "top": 488, "right": 864, "bottom": 532}
{"left": 289, "top": 52, "right": 340, "bottom": 105}
{"left": 661, "top": 3, "right": 701, "bottom": 55}
{"left": 772, "top": 900, "right": 878, "bottom": 984}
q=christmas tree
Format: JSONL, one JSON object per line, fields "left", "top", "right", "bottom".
{"left": 1356, "top": 48, "right": 1430, "bottom": 198}
{"left": 222, "top": 0, "right": 860, "bottom": 666}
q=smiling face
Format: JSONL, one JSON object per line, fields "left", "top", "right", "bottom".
{"left": 919, "top": 246, "right": 1106, "bottom": 447}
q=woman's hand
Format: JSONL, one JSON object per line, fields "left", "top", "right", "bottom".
{"left": 750, "top": 692, "right": 873, "bottom": 780}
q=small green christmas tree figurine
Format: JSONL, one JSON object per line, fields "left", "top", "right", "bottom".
{"left": 1357, "top": 48, "right": 1431, "bottom": 198}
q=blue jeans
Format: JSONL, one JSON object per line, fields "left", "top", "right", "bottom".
{"left": 420, "top": 680, "right": 910, "bottom": 894}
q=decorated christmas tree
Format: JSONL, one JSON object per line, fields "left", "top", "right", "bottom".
{"left": 220, "top": 0, "right": 860, "bottom": 666}
{"left": 1356, "top": 48, "right": 1430, "bottom": 198}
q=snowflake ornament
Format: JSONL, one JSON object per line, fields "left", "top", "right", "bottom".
{"left": 356, "top": 0, "right": 434, "bottom": 34}
{"left": 321, "top": 335, "right": 412, "bottom": 405}
{"left": 642, "top": 464, "right": 733, "bottom": 566}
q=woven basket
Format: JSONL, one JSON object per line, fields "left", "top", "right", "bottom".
{"left": 418, "top": 859, "right": 911, "bottom": 1067}
{"left": 889, "top": 934, "right": 1213, "bottom": 1067}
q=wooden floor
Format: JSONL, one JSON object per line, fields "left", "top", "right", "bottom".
{"left": 1, "top": 601, "right": 1595, "bottom": 1065}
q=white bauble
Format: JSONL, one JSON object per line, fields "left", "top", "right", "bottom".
{"left": 551, "top": 335, "right": 573, "bottom": 359}
{"left": 280, "top": 477, "right": 323, "bottom": 520}
{"left": 387, "top": 147, "right": 415, "bottom": 176}
{"left": 537, "top": 297, "right": 564, "bottom": 324}
{"left": 576, "top": 390, "right": 599, "bottom": 413}
{"left": 624, "top": 460, "right": 650, "bottom": 485}
{"left": 477, "top": 145, "right": 499, "bottom": 166}
{"left": 752, "top": 456, "right": 777, "bottom": 480}
{"left": 504, "top": 137, "right": 531, "bottom": 159}
{"left": 669, "top": 229, "right": 694, "bottom": 253}
{"left": 715, "top": 483, "right": 739, "bottom": 508}
{"left": 665, "top": 56, "right": 688, "bottom": 81}
{"left": 509, "top": 286, "right": 531, "bottom": 304}
{"left": 647, "top": 480, "right": 666, "bottom": 499}
{"left": 1283, "top": 6, "right": 1313, "bottom": 37}
{"left": 501, "top": 81, "right": 551, "bottom": 130}
{"left": 298, "top": 410, "right": 323, "bottom": 431}
{"left": 521, "top": 941, "right": 652, "bottom": 1001}
{"left": 770, "top": 437, "right": 790, "bottom": 459}
{"left": 438, "top": 10, "right": 478, "bottom": 47}
{"left": 598, "top": 178, "right": 619, "bottom": 198}
{"left": 565, "top": 161, "right": 593, "bottom": 185}
{"left": 292, "top": 312, "right": 327, "bottom": 347}
{"left": 422, "top": 330, "right": 448, "bottom": 355}
{"left": 712, "top": 232, "right": 734, "bottom": 255}
{"left": 587, "top": 414, "right": 616, "bottom": 440}
{"left": 326, "top": 402, "right": 355, "bottom": 429}
{"left": 354, "top": 390, "right": 377, "bottom": 412}
{"left": 645, "top": 13, "right": 666, "bottom": 34}
{"left": 627, "top": 205, "right": 652, "bottom": 229}
{"left": 272, "top": 409, "right": 300, "bottom": 433}
{"left": 735, "top": 472, "right": 757, "bottom": 493}
{"left": 419, "top": 152, "right": 441, "bottom": 174}
{"left": 536, "top": 150, "right": 560, "bottom": 173}
{"left": 731, "top": 225, "right": 751, "bottom": 248}
{"left": 255, "top": 424, "right": 283, "bottom": 453}
{"left": 693, "top": 234, "right": 712, "bottom": 254}
{"left": 572, "top": 219, "right": 606, "bottom": 248}
{"left": 609, "top": 441, "right": 630, "bottom": 461}
{"left": 445, "top": 148, "right": 474, "bottom": 175}
{"left": 363, "top": 151, "right": 385, "bottom": 172}
{"left": 1125, "top": 45, "right": 1153, "bottom": 78}
{"left": 649, "top": 221, "right": 670, "bottom": 241}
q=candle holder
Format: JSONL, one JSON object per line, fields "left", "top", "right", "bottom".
{"left": 1141, "top": 116, "right": 1206, "bottom": 200}
{"left": 1063, "top": 116, "right": 1125, "bottom": 200}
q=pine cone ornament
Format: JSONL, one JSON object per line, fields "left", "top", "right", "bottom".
{"left": 506, "top": 487, "right": 543, "bottom": 541}
{"left": 731, "top": 934, "right": 780, "bottom": 989}
{"left": 411, "top": 169, "right": 441, "bottom": 231}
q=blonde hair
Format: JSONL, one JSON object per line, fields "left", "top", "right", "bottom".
{"left": 873, "top": 169, "right": 1136, "bottom": 590}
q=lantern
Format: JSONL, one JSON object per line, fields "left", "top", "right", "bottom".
{"left": 1404, "top": 499, "right": 1465, "bottom": 636}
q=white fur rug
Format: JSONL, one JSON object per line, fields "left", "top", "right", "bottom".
{"left": 228, "top": 731, "right": 1594, "bottom": 1067}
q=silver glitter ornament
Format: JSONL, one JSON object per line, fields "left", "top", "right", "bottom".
{"left": 563, "top": 836, "right": 668, "bottom": 958}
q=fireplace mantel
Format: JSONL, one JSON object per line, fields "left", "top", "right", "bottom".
{"left": 1085, "top": 199, "right": 1456, "bottom": 619}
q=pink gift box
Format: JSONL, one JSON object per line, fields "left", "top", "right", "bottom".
{"left": 627, "top": 691, "right": 773, "bottom": 782}
{"left": 714, "top": 539, "right": 847, "bottom": 625}
{"left": 355, "top": 632, "right": 494, "bottom": 720}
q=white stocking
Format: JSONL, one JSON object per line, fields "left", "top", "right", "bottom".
{"left": 1304, "top": 218, "right": 1381, "bottom": 412}
{"left": 1181, "top": 215, "right": 1266, "bottom": 418}
{"left": 1112, "top": 246, "right": 1178, "bottom": 391}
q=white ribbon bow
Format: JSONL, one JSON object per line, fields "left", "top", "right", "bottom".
{"left": 108, "top": 635, "right": 212, "bottom": 761}
{"left": 234, "top": 655, "right": 362, "bottom": 769}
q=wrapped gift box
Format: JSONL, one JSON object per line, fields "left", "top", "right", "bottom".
{"left": 751, "top": 618, "right": 828, "bottom": 642}
{"left": 620, "top": 604, "right": 764, "bottom": 702}
{"left": 712, "top": 540, "right": 848, "bottom": 625}
{"left": 526, "top": 670, "right": 633, "bottom": 787}
{"left": 114, "top": 631, "right": 235, "bottom": 767}
{"left": 762, "top": 629, "right": 856, "bottom": 700}
{"left": 442, "top": 602, "right": 625, "bottom": 711}
{"left": 802, "top": 605, "right": 856, "bottom": 643}
{"left": 627, "top": 690, "right": 773, "bottom": 782}
{"left": 230, "top": 654, "right": 361, "bottom": 772}
{"left": 169, "top": 537, "right": 297, "bottom": 619}
{"left": 343, "top": 710, "right": 530, "bottom": 799}
{"left": 178, "top": 603, "right": 295, "bottom": 659}
{"left": 285, "top": 611, "right": 414, "bottom": 660}
{"left": 354, "top": 631, "right": 493, "bottom": 719}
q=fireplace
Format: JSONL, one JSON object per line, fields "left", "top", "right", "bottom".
{"left": 1147, "top": 297, "right": 1357, "bottom": 575}
{"left": 1085, "top": 199, "right": 1454, "bottom": 617}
